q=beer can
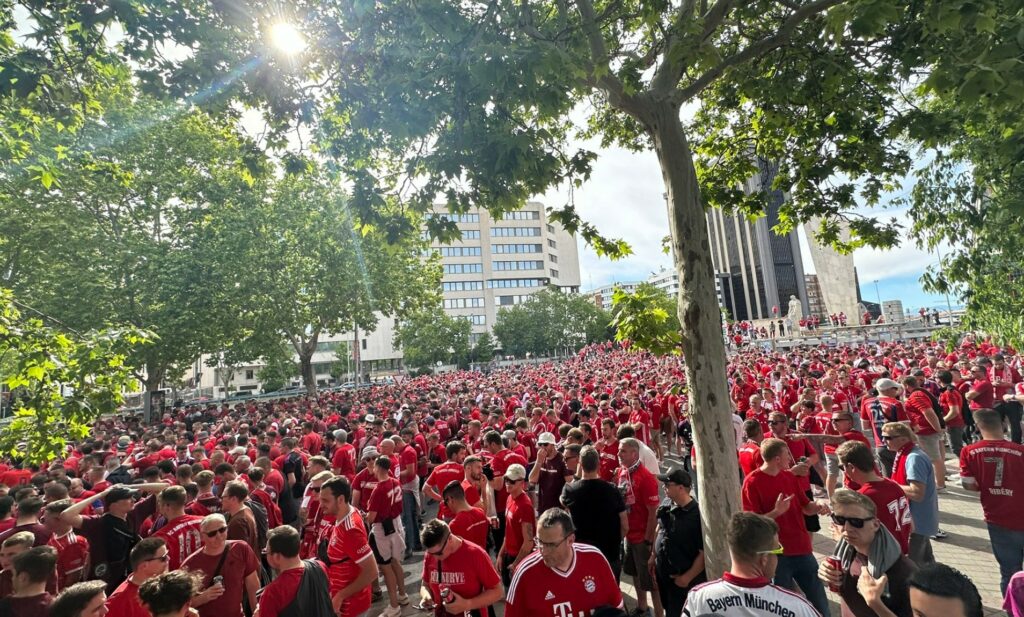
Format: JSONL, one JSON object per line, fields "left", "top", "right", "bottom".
{"left": 826, "top": 556, "right": 842, "bottom": 592}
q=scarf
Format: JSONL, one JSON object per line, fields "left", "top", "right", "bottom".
{"left": 833, "top": 524, "right": 902, "bottom": 595}
{"left": 890, "top": 442, "right": 915, "bottom": 485}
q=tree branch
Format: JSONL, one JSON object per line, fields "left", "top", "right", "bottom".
{"left": 672, "top": 0, "right": 846, "bottom": 103}
{"left": 574, "top": 0, "right": 640, "bottom": 113}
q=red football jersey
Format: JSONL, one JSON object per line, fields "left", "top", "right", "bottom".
{"left": 351, "top": 468, "right": 378, "bottom": 512}
{"left": 858, "top": 478, "right": 912, "bottom": 554}
{"left": 449, "top": 507, "right": 490, "bottom": 550}
{"left": 426, "top": 462, "right": 464, "bottom": 520}
{"left": 48, "top": 530, "right": 89, "bottom": 591}
{"left": 368, "top": 477, "right": 403, "bottom": 521}
{"left": 960, "top": 439, "right": 1024, "bottom": 531}
{"left": 422, "top": 538, "right": 500, "bottom": 607}
{"left": 506, "top": 544, "right": 623, "bottom": 617}
{"left": 326, "top": 509, "right": 373, "bottom": 617}
{"left": 152, "top": 514, "right": 204, "bottom": 570}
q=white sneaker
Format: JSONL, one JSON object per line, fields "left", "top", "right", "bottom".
{"left": 379, "top": 605, "right": 402, "bottom": 617}
{"left": 398, "top": 593, "right": 410, "bottom": 606}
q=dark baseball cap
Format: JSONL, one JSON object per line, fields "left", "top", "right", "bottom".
{"left": 656, "top": 468, "right": 692, "bottom": 488}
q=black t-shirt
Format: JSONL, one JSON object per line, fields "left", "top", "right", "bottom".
{"left": 560, "top": 478, "right": 626, "bottom": 562}
{"left": 654, "top": 499, "right": 705, "bottom": 584}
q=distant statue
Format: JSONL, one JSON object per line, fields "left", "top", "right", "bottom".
{"left": 786, "top": 295, "right": 803, "bottom": 323}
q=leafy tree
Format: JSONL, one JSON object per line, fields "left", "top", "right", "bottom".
{"left": 611, "top": 283, "right": 683, "bottom": 356}
{"left": 0, "top": 289, "right": 150, "bottom": 463}
{"left": 0, "top": 88, "right": 267, "bottom": 393}
{"left": 257, "top": 342, "right": 299, "bottom": 393}
{"left": 394, "top": 306, "right": 471, "bottom": 370}
{"left": 241, "top": 169, "right": 441, "bottom": 394}
{"left": 471, "top": 332, "right": 497, "bottom": 364}
{"left": 903, "top": 8, "right": 1024, "bottom": 345}
{"left": 493, "top": 288, "right": 611, "bottom": 356}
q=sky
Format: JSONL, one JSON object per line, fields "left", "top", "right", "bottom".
{"left": 540, "top": 138, "right": 958, "bottom": 312}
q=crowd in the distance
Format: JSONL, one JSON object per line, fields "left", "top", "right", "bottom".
{"left": 0, "top": 335, "right": 1016, "bottom": 617}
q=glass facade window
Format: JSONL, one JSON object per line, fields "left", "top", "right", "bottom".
{"left": 549, "top": 254, "right": 558, "bottom": 263}
{"left": 501, "top": 210, "right": 540, "bottom": 220}
{"left": 444, "top": 297, "right": 485, "bottom": 309}
{"left": 491, "top": 227, "right": 541, "bottom": 237}
{"left": 443, "top": 263, "right": 483, "bottom": 274}
{"left": 487, "top": 279, "right": 544, "bottom": 288}
{"left": 426, "top": 212, "right": 480, "bottom": 223}
{"left": 438, "top": 246, "right": 482, "bottom": 257}
{"left": 497, "top": 295, "right": 532, "bottom": 305}
{"left": 550, "top": 269, "right": 559, "bottom": 278}
{"left": 547, "top": 239, "right": 557, "bottom": 249}
{"left": 492, "top": 260, "right": 543, "bottom": 271}
{"left": 442, "top": 281, "right": 484, "bottom": 291}
{"left": 491, "top": 244, "right": 542, "bottom": 254}
{"left": 461, "top": 230, "right": 481, "bottom": 239}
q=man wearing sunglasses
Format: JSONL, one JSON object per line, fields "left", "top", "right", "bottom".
{"left": 819, "top": 489, "right": 916, "bottom": 617}
{"left": 419, "top": 519, "right": 502, "bottom": 617}
{"left": 496, "top": 464, "right": 534, "bottom": 588}
{"left": 881, "top": 422, "right": 939, "bottom": 568}
{"left": 683, "top": 512, "right": 818, "bottom": 617}
{"left": 105, "top": 538, "right": 169, "bottom": 617}
{"left": 181, "top": 513, "right": 259, "bottom": 617}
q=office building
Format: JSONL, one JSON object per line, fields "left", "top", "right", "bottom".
{"left": 427, "top": 201, "right": 582, "bottom": 341}
{"left": 190, "top": 202, "right": 582, "bottom": 396}
{"left": 586, "top": 281, "right": 641, "bottom": 311}
{"left": 706, "top": 158, "right": 809, "bottom": 321}
{"left": 805, "top": 274, "right": 826, "bottom": 319}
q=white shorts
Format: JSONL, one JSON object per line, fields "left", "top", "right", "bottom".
{"left": 371, "top": 519, "right": 406, "bottom": 563}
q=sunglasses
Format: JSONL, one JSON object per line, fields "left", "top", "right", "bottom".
{"left": 426, "top": 533, "right": 450, "bottom": 557}
{"left": 757, "top": 545, "right": 784, "bottom": 555}
{"left": 145, "top": 554, "right": 171, "bottom": 563}
{"left": 770, "top": 420, "right": 787, "bottom": 425}
{"left": 503, "top": 477, "right": 522, "bottom": 485}
{"left": 832, "top": 514, "right": 874, "bottom": 529}
{"left": 203, "top": 527, "right": 228, "bottom": 538}
{"left": 830, "top": 417, "right": 852, "bottom": 423}
{"left": 880, "top": 435, "right": 898, "bottom": 441}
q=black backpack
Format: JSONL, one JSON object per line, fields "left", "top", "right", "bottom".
{"left": 278, "top": 560, "right": 336, "bottom": 617}
{"left": 244, "top": 499, "right": 270, "bottom": 555}
{"left": 919, "top": 389, "right": 948, "bottom": 430}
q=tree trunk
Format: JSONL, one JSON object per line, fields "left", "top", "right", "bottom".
{"left": 296, "top": 331, "right": 319, "bottom": 396}
{"left": 648, "top": 101, "right": 741, "bottom": 577}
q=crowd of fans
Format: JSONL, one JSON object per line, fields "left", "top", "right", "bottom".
{"left": 0, "top": 335, "right": 1016, "bottom": 617}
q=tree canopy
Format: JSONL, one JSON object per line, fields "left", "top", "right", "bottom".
{"left": 493, "top": 287, "right": 612, "bottom": 357}
{"left": 393, "top": 305, "right": 472, "bottom": 370}
{"left": 0, "top": 290, "right": 150, "bottom": 463}
{"left": 611, "top": 283, "right": 683, "bottom": 356}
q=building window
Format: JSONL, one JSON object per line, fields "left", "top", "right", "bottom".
{"left": 462, "top": 230, "right": 480, "bottom": 239}
{"left": 442, "top": 281, "right": 484, "bottom": 291}
{"left": 245, "top": 369, "right": 255, "bottom": 380}
{"left": 501, "top": 210, "right": 540, "bottom": 220}
{"left": 491, "top": 244, "right": 542, "bottom": 254}
{"left": 547, "top": 224, "right": 556, "bottom": 233}
{"left": 443, "top": 263, "right": 484, "bottom": 274}
{"left": 361, "top": 339, "right": 367, "bottom": 350}
{"left": 490, "top": 227, "right": 541, "bottom": 237}
{"left": 549, "top": 254, "right": 558, "bottom": 264}
{"left": 438, "top": 246, "right": 482, "bottom": 257}
{"left": 426, "top": 212, "right": 479, "bottom": 224}
{"left": 487, "top": 279, "right": 543, "bottom": 288}
{"left": 497, "top": 295, "right": 531, "bottom": 305}
{"left": 550, "top": 269, "right": 559, "bottom": 278}
{"left": 469, "top": 315, "right": 487, "bottom": 325}
{"left": 547, "top": 239, "right": 557, "bottom": 249}
{"left": 444, "top": 297, "right": 485, "bottom": 309}
{"left": 492, "top": 260, "right": 544, "bottom": 271}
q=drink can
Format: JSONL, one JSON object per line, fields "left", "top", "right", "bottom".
{"left": 439, "top": 584, "right": 453, "bottom": 603}
{"left": 825, "top": 556, "right": 842, "bottom": 592}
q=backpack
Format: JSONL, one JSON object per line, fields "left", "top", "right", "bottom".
{"left": 244, "top": 499, "right": 270, "bottom": 555}
{"left": 919, "top": 389, "right": 948, "bottom": 430}
{"left": 278, "top": 560, "right": 336, "bottom": 617}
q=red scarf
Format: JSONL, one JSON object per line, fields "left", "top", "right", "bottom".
{"left": 890, "top": 442, "right": 915, "bottom": 485}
